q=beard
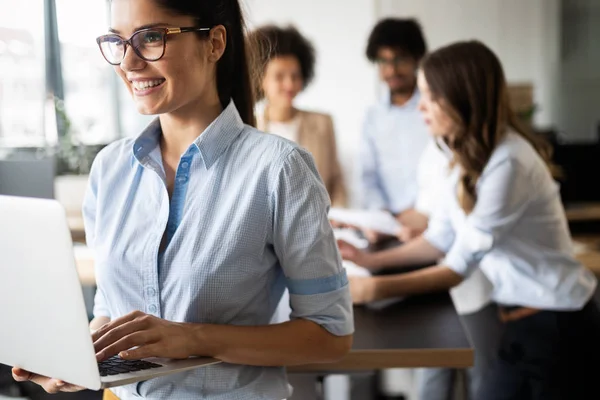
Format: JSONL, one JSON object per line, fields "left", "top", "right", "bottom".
{"left": 386, "top": 75, "right": 416, "bottom": 95}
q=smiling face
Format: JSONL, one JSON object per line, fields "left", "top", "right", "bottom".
{"left": 108, "top": 0, "right": 219, "bottom": 115}
{"left": 261, "top": 55, "right": 304, "bottom": 109}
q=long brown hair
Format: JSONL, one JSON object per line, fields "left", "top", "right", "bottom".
{"left": 421, "top": 40, "right": 556, "bottom": 213}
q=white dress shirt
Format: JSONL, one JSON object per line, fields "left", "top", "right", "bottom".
{"left": 415, "top": 139, "right": 494, "bottom": 314}
{"left": 414, "top": 139, "right": 450, "bottom": 217}
{"left": 424, "top": 132, "right": 596, "bottom": 310}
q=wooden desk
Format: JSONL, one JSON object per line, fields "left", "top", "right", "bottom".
{"left": 67, "top": 212, "right": 87, "bottom": 243}
{"left": 289, "top": 293, "right": 473, "bottom": 372}
{"left": 573, "top": 234, "right": 600, "bottom": 275}
{"left": 75, "top": 254, "right": 96, "bottom": 286}
{"left": 565, "top": 203, "right": 600, "bottom": 222}
{"left": 74, "top": 254, "right": 474, "bottom": 371}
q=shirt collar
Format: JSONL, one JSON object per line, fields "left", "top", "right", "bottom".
{"left": 131, "top": 100, "right": 245, "bottom": 169}
{"left": 193, "top": 100, "right": 245, "bottom": 168}
{"left": 381, "top": 87, "right": 421, "bottom": 110}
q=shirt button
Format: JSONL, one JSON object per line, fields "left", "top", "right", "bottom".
{"left": 148, "top": 304, "right": 157, "bottom": 313}
{"left": 147, "top": 287, "right": 156, "bottom": 296}
{"left": 180, "top": 162, "right": 189, "bottom": 169}
{"left": 177, "top": 176, "right": 188, "bottom": 183}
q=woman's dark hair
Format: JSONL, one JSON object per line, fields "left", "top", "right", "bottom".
{"left": 366, "top": 18, "right": 427, "bottom": 62}
{"left": 152, "top": 0, "right": 256, "bottom": 126}
{"left": 421, "top": 40, "right": 557, "bottom": 213}
{"left": 248, "top": 25, "right": 316, "bottom": 100}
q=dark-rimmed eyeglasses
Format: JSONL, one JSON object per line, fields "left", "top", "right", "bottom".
{"left": 96, "top": 27, "right": 211, "bottom": 66}
{"left": 375, "top": 55, "right": 414, "bottom": 69}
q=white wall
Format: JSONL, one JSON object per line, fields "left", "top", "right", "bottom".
{"left": 377, "top": 0, "right": 561, "bottom": 129}
{"left": 244, "top": 0, "right": 378, "bottom": 206}
{"left": 243, "top": 0, "right": 593, "bottom": 206}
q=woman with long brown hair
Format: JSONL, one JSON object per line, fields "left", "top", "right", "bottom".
{"left": 340, "top": 40, "right": 600, "bottom": 399}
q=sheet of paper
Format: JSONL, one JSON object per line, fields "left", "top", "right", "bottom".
{"left": 329, "top": 208, "right": 401, "bottom": 236}
{"left": 333, "top": 228, "right": 369, "bottom": 249}
{"left": 342, "top": 260, "right": 372, "bottom": 277}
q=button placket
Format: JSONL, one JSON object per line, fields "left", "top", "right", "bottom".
{"left": 144, "top": 187, "right": 168, "bottom": 318}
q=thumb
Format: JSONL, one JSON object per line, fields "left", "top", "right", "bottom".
{"left": 12, "top": 368, "right": 33, "bottom": 382}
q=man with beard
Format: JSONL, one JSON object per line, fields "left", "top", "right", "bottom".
{"left": 360, "top": 18, "right": 430, "bottom": 242}
{"left": 358, "top": 19, "right": 466, "bottom": 400}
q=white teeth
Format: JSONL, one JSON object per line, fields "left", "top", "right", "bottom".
{"left": 132, "top": 79, "right": 164, "bottom": 91}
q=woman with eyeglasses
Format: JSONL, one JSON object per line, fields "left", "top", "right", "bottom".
{"left": 12, "top": 0, "right": 353, "bottom": 399}
{"left": 341, "top": 41, "right": 600, "bottom": 399}
{"left": 250, "top": 25, "right": 347, "bottom": 207}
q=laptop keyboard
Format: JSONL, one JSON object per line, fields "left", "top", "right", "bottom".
{"left": 98, "top": 356, "right": 162, "bottom": 376}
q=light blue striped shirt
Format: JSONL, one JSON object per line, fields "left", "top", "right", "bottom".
{"left": 360, "top": 90, "right": 430, "bottom": 214}
{"left": 82, "top": 101, "right": 354, "bottom": 399}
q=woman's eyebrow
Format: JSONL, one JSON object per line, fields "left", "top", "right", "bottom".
{"left": 108, "top": 22, "right": 169, "bottom": 34}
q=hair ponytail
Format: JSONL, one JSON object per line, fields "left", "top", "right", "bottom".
{"left": 154, "top": 0, "right": 256, "bottom": 126}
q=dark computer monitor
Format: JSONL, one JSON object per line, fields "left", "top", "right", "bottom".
{"left": 0, "top": 157, "right": 55, "bottom": 199}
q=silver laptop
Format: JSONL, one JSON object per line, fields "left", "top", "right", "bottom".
{"left": 0, "top": 195, "right": 220, "bottom": 390}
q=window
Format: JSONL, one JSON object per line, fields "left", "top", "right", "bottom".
{"left": 56, "top": 0, "right": 120, "bottom": 144}
{"left": 0, "top": 2, "right": 47, "bottom": 147}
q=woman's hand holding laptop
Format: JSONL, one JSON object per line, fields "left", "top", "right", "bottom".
{"left": 12, "top": 368, "right": 86, "bottom": 394}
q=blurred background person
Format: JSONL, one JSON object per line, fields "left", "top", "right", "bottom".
{"left": 360, "top": 18, "right": 430, "bottom": 243}
{"left": 251, "top": 25, "right": 347, "bottom": 207}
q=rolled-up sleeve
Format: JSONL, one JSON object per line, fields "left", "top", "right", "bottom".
{"left": 444, "top": 158, "right": 531, "bottom": 277}
{"left": 270, "top": 148, "right": 354, "bottom": 336}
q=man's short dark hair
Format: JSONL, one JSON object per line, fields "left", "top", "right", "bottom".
{"left": 366, "top": 18, "right": 427, "bottom": 62}
{"left": 250, "top": 25, "right": 316, "bottom": 88}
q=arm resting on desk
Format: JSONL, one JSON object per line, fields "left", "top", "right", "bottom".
{"left": 351, "top": 266, "right": 463, "bottom": 304}
{"left": 369, "top": 236, "right": 444, "bottom": 270}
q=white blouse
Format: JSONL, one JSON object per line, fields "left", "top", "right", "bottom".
{"left": 424, "top": 132, "right": 596, "bottom": 310}
{"left": 264, "top": 114, "right": 302, "bottom": 143}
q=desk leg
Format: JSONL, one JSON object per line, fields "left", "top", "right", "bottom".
{"left": 288, "top": 374, "right": 351, "bottom": 400}
{"left": 287, "top": 373, "right": 322, "bottom": 399}
{"left": 316, "top": 376, "right": 324, "bottom": 400}
{"left": 323, "top": 375, "right": 351, "bottom": 400}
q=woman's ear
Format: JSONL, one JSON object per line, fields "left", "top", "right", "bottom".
{"left": 207, "top": 25, "right": 227, "bottom": 63}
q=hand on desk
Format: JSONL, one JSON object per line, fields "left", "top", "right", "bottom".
{"left": 348, "top": 276, "right": 377, "bottom": 305}
{"left": 397, "top": 226, "right": 422, "bottom": 242}
{"left": 329, "top": 220, "right": 387, "bottom": 244}
{"left": 337, "top": 239, "right": 376, "bottom": 268}
{"left": 12, "top": 368, "right": 85, "bottom": 393}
